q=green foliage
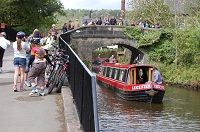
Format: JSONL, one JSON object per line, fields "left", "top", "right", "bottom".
{"left": 69, "top": 44, "right": 78, "bottom": 53}
{"left": 123, "top": 27, "right": 173, "bottom": 48}
{"left": 83, "top": 58, "right": 91, "bottom": 69}
{"left": 175, "top": 27, "right": 200, "bottom": 67}
{"left": 157, "top": 27, "right": 200, "bottom": 87}
{"left": 0, "top": 0, "right": 65, "bottom": 34}
{"left": 127, "top": 0, "right": 174, "bottom": 28}
{"left": 184, "top": 0, "right": 200, "bottom": 17}
{"left": 122, "top": 27, "right": 141, "bottom": 40}
{"left": 123, "top": 25, "right": 199, "bottom": 87}
{"left": 138, "top": 30, "right": 162, "bottom": 47}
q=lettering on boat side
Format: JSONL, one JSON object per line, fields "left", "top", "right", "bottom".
{"left": 154, "top": 84, "right": 165, "bottom": 89}
{"left": 132, "top": 84, "right": 151, "bottom": 90}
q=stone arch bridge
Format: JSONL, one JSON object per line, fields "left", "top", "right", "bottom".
{"left": 61, "top": 25, "right": 157, "bottom": 64}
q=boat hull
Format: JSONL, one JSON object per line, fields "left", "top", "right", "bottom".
{"left": 97, "top": 79, "right": 165, "bottom": 103}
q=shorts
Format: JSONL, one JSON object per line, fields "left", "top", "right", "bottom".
{"left": 25, "top": 54, "right": 31, "bottom": 73}
{"left": 13, "top": 57, "right": 26, "bottom": 67}
{"left": 28, "top": 62, "right": 46, "bottom": 86}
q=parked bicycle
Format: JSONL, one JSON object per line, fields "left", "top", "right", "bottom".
{"left": 45, "top": 47, "right": 65, "bottom": 78}
{"left": 46, "top": 49, "right": 69, "bottom": 94}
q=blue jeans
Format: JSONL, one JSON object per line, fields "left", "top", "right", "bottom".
{"left": 13, "top": 57, "right": 26, "bottom": 67}
{"left": 25, "top": 54, "right": 31, "bottom": 73}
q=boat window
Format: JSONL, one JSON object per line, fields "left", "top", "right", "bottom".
{"left": 150, "top": 69, "right": 153, "bottom": 81}
{"left": 131, "top": 70, "right": 134, "bottom": 84}
{"left": 136, "top": 68, "right": 149, "bottom": 84}
{"left": 122, "top": 70, "right": 127, "bottom": 82}
{"left": 100, "top": 67, "right": 104, "bottom": 75}
{"left": 102, "top": 67, "right": 106, "bottom": 76}
{"left": 114, "top": 69, "right": 120, "bottom": 80}
{"left": 109, "top": 68, "right": 113, "bottom": 78}
{"left": 127, "top": 70, "right": 130, "bottom": 84}
{"left": 111, "top": 68, "right": 116, "bottom": 79}
{"left": 106, "top": 67, "right": 110, "bottom": 77}
{"left": 104, "top": 67, "right": 108, "bottom": 76}
{"left": 119, "top": 69, "right": 127, "bottom": 82}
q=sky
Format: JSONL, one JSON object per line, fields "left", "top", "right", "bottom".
{"left": 60, "top": 0, "right": 130, "bottom": 10}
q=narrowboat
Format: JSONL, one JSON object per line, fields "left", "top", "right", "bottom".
{"left": 96, "top": 62, "right": 165, "bottom": 103}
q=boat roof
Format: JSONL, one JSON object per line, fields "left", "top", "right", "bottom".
{"left": 100, "top": 62, "right": 153, "bottom": 69}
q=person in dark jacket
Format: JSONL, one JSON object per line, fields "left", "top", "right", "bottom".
{"left": 96, "top": 17, "right": 102, "bottom": 25}
{"left": 62, "top": 23, "right": 68, "bottom": 33}
{"left": 110, "top": 16, "right": 117, "bottom": 25}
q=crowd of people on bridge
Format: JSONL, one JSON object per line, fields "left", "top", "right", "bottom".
{"left": 60, "top": 16, "right": 161, "bottom": 35}
{"left": 79, "top": 16, "right": 161, "bottom": 29}
{"left": 62, "top": 19, "right": 80, "bottom": 33}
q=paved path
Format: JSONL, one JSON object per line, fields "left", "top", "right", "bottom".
{"left": 0, "top": 45, "right": 66, "bottom": 132}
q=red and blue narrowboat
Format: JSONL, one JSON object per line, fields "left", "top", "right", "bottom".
{"left": 96, "top": 62, "right": 165, "bottom": 103}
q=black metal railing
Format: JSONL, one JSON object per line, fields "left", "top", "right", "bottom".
{"left": 59, "top": 33, "right": 99, "bottom": 132}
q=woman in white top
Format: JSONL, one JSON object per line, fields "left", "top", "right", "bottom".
{"left": 0, "top": 32, "right": 10, "bottom": 73}
{"left": 13, "top": 31, "right": 30, "bottom": 92}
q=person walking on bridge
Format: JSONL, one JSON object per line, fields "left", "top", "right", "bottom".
{"left": 74, "top": 19, "right": 80, "bottom": 29}
{"left": 49, "top": 24, "right": 58, "bottom": 40}
{"left": 96, "top": 17, "right": 102, "bottom": 25}
{"left": 0, "top": 32, "right": 10, "bottom": 73}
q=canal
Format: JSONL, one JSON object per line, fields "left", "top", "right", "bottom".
{"left": 97, "top": 84, "right": 200, "bottom": 132}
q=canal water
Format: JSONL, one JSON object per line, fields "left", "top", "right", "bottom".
{"left": 97, "top": 84, "right": 200, "bottom": 132}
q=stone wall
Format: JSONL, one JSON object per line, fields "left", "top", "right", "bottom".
{"left": 68, "top": 25, "right": 152, "bottom": 64}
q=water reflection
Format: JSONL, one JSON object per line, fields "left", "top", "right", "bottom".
{"left": 97, "top": 83, "right": 200, "bottom": 132}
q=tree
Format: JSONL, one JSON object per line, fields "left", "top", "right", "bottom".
{"left": 184, "top": 0, "right": 200, "bottom": 27}
{"left": 127, "top": 0, "right": 174, "bottom": 28}
{"left": 0, "top": 0, "right": 65, "bottom": 34}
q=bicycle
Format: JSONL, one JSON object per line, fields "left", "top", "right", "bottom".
{"left": 55, "top": 55, "right": 69, "bottom": 93}
{"left": 46, "top": 51, "right": 69, "bottom": 94}
{"left": 45, "top": 47, "right": 65, "bottom": 78}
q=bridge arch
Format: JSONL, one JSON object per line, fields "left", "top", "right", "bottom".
{"left": 63, "top": 25, "right": 153, "bottom": 64}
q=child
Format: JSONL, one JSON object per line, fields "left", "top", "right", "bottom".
{"left": 28, "top": 38, "right": 53, "bottom": 96}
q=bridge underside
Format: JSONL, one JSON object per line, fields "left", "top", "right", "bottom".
{"left": 118, "top": 44, "right": 144, "bottom": 64}
{"left": 70, "top": 38, "right": 146, "bottom": 64}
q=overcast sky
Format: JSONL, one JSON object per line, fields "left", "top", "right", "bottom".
{"left": 60, "top": 0, "right": 130, "bottom": 10}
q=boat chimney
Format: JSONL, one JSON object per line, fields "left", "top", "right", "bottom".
{"left": 121, "top": 0, "right": 125, "bottom": 20}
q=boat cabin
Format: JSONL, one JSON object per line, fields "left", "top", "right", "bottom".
{"left": 99, "top": 63, "right": 154, "bottom": 85}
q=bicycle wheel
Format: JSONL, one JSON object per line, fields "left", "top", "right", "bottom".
{"left": 45, "top": 64, "right": 52, "bottom": 78}
{"left": 46, "top": 67, "right": 56, "bottom": 88}
{"left": 56, "top": 72, "right": 67, "bottom": 93}
{"left": 48, "top": 66, "right": 62, "bottom": 94}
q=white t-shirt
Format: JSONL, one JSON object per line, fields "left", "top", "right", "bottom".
{"left": 13, "top": 41, "right": 30, "bottom": 58}
{"left": 0, "top": 37, "right": 10, "bottom": 50}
